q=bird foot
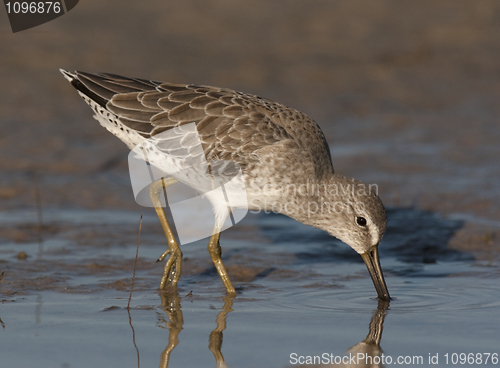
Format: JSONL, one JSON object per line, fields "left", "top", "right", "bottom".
{"left": 158, "top": 248, "right": 183, "bottom": 290}
{"left": 157, "top": 249, "right": 170, "bottom": 263}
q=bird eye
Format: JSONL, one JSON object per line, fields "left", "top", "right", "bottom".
{"left": 356, "top": 217, "right": 367, "bottom": 226}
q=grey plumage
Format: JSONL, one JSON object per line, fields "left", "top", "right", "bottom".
{"left": 62, "top": 70, "right": 332, "bottom": 177}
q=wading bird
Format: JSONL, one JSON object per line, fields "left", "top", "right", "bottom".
{"left": 61, "top": 70, "right": 390, "bottom": 300}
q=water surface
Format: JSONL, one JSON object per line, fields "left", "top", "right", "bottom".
{"left": 1, "top": 208, "right": 498, "bottom": 367}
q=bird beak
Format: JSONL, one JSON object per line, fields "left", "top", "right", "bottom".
{"left": 360, "top": 245, "right": 391, "bottom": 301}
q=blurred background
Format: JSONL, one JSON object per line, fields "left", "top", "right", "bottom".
{"left": 1, "top": 0, "right": 499, "bottom": 259}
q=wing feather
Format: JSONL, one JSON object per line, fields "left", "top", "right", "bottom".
{"left": 61, "top": 70, "right": 333, "bottom": 176}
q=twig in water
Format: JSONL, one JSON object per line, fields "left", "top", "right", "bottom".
{"left": 127, "top": 214, "right": 143, "bottom": 368}
{"left": 128, "top": 214, "right": 143, "bottom": 309}
{"left": 32, "top": 171, "right": 44, "bottom": 256}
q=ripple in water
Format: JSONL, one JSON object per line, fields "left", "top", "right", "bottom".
{"left": 267, "top": 277, "right": 500, "bottom": 314}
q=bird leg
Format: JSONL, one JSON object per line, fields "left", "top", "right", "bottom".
{"left": 149, "top": 178, "right": 182, "bottom": 290}
{"left": 207, "top": 226, "right": 235, "bottom": 294}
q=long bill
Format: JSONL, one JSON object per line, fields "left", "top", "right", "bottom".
{"left": 360, "top": 245, "right": 391, "bottom": 301}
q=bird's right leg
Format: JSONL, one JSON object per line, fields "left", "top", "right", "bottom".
{"left": 207, "top": 226, "right": 236, "bottom": 294}
{"left": 150, "top": 178, "right": 182, "bottom": 290}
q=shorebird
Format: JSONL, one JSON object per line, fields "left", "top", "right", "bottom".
{"left": 60, "top": 70, "right": 390, "bottom": 300}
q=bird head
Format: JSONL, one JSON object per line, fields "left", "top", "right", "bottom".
{"left": 303, "top": 174, "right": 391, "bottom": 300}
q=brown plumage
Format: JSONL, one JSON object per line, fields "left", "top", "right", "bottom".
{"left": 62, "top": 71, "right": 332, "bottom": 179}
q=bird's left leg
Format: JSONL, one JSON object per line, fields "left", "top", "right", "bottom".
{"left": 150, "top": 178, "right": 182, "bottom": 290}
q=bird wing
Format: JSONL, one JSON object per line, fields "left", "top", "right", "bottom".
{"left": 61, "top": 70, "right": 333, "bottom": 175}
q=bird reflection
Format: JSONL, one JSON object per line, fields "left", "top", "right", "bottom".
{"left": 156, "top": 295, "right": 389, "bottom": 368}
{"left": 158, "top": 291, "right": 184, "bottom": 368}
{"left": 343, "top": 299, "right": 390, "bottom": 368}
{"left": 158, "top": 291, "right": 234, "bottom": 368}
{"left": 294, "top": 299, "right": 390, "bottom": 368}
{"left": 208, "top": 296, "right": 234, "bottom": 368}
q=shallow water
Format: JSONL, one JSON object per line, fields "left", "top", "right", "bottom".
{"left": 1, "top": 208, "right": 498, "bottom": 367}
